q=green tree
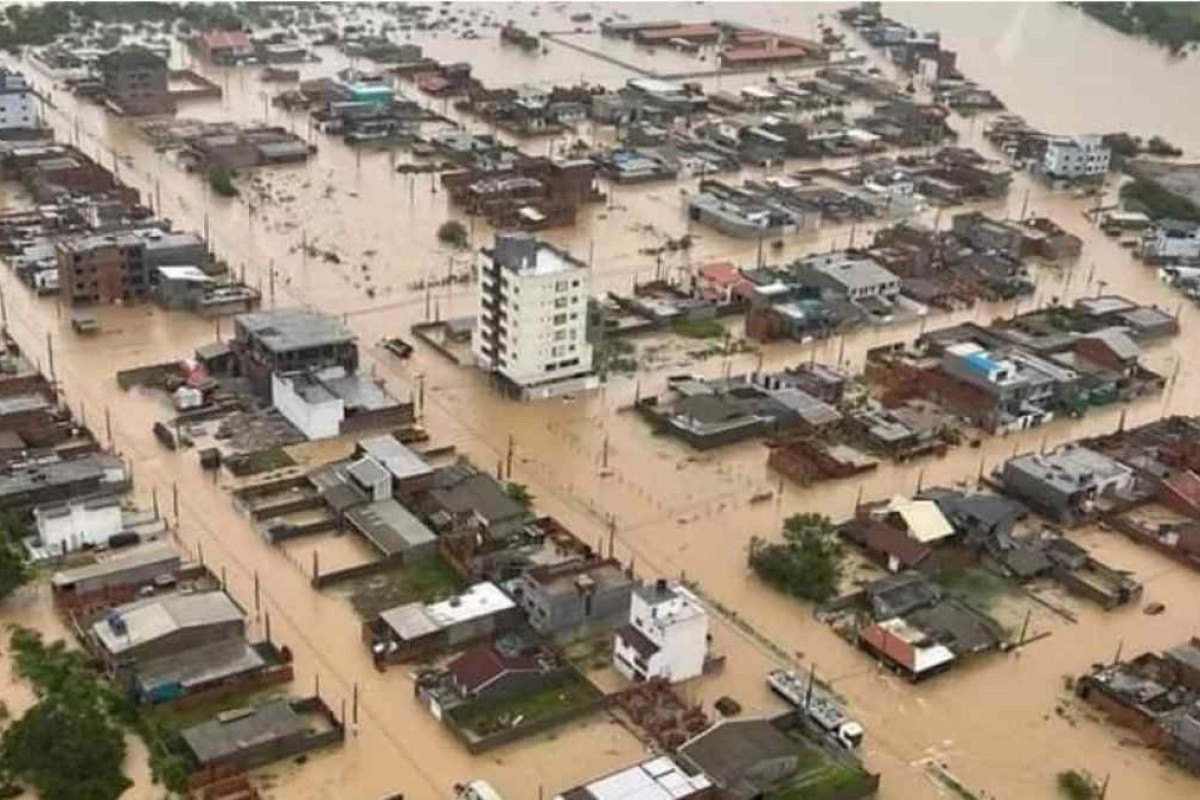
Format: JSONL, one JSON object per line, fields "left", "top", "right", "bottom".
{"left": 1, "top": 629, "right": 133, "bottom": 800}
{"left": 0, "top": 513, "right": 29, "bottom": 603}
{"left": 505, "top": 482, "right": 534, "bottom": 508}
{"left": 0, "top": 696, "right": 130, "bottom": 800}
{"left": 748, "top": 513, "right": 844, "bottom": 603}
{"left": 208, "top": 169, "right": 238, "bottom": 198}
{"left": 437, "top": 219, "right": 469, "bottom": 249}
{"left": 1056, "top": 770, "right": 1101, "bottom": 800}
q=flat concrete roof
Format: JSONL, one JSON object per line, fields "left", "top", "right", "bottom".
{"left": 237, "top": 307, "right": 354, "bottom": 353}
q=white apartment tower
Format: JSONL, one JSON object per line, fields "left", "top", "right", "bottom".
{"left": 0, "top": 69, "right": 36, "bottom": 132}
{"left": 473, "top": 232, "right": 597, "bottom": 400}
{"left": 1042, "top": 134, "right": 1110, "bottom": 180}
{"left": 613, "top": 580, "right": 709, "bottom": 684}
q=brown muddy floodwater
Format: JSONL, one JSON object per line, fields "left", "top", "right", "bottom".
{"left": 2, "top": 3, "right": 1200, "bottom": 799}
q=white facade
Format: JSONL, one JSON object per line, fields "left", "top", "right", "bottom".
{"left": 473, "top": 233, "right": 595, "bottom": 395}
{"left": 1144, "top": 220, "right": 1200, "bottom": 263}
{"left": 35, "top": 497, "right": 124, "bottom": 554}
{"left": 613, "top": 582, "right": 709, "bottom": 684}
{"left": 1042, "top": 135, "right": 1110, "bottom": 179}
{"left": 0, "top": 69, "right": 35, "bottom": 131}
{"left": 271, "top": 371, "right": 344, "bottom": 439}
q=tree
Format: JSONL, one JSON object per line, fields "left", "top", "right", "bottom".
{"left": 0, "top": 513, "right": 29, "bottom": 603}
{"left": 748, "top": 513, "right": 844, "bottom": 603}
{"left": 437, "top": 219, "right": 469, "bottom": 249}
{"left": 208, "top": 169, "right": 238, "bottom": 198}
{"left": 1056, "top": 770, "right": 1101, "bottom": 800}
{"left": 505, "top": 482, "right": 534, "bottom": 508}
{"left": 0, "top": 629, "right": 132, "bottom": 800}
{"left": 0, "top": 696, "right": 130, "bottom": 800}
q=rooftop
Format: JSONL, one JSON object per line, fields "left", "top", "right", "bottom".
{"left": 1007, "top": 446, "right": 1132, "bottom": 494}
{"left": 379, "top": 582, "right": 515, "bottom": 641}
{"left": 181, "top": 699, "right": 309, "bottom": 767}
{"left": 237, "top": 307, "right": 355, "bottom": 353}
{"left": 92, "top": 590, "right": 242, "bottom": 656}
{"left": 344, "top": 498, "right": 437, "bottom": 558}
{"left": 558, "top": 755, "right": 712, "bottom": 800}
{"left": 357, "top": 434, "right": 432, "bottom": 482}
{"left": 51, "top": 540, "right": 179, "bottom": 588}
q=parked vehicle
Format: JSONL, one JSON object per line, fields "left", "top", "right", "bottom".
{"left": 766, "top": 668, "right": 864, "bottom": 749}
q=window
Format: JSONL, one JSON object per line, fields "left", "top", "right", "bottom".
{"left": 553, "top": 313, "right": 567, "bottom": 325}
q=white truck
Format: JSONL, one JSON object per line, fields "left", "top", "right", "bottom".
{"left": 767, "top": 668, "right": 865, "bottom": 750}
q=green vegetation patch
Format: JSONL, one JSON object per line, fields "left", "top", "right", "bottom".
{"left": 749, "top": 513, "right": 845, "bottom": 604}
{"left": 671, "top": 316, "right": 727, "bottom": 339}
{"left": 449, "top": 674, "right": 600, "bottom": 737}
{"left": 344, "top": 555, "right": 463, "bottom": 620}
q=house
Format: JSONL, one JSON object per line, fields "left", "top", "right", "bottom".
{"left": 874, "top": 495, "right": 956, "bottom": 544}
{"left": 1074, "top": 328, "right": 1141, "bottom": 376}
{"left": 440, "top": 643, "right": 549, "bottom": 706}
{"left": 0, "top": 452, "right": 129, "bottom": 513}
{"left": 98, "top": 46, "right": 173, "bottom": 116}
{"left": 555, "top": 755, "right": 713, "bottom": 800}
{"left": 1077, "top": 645, "right": 1200, "bottom": 775}
{"left": 1001, "top": 446, "right": 1135, "bottom": 522}
{"left": 33, "top": 495, "right": 123, "bottom": 554}
{"left": 613, "top": 581, "right": 709, "bottom": 684}
{"left": 1042, "top": 134, "right": 1110, "bottom": 180}
{"left": 270, "top": 367, "right": 412, "bottom": 440}
{"left": 921, "top": 489, "right": 1027, "bottom": 542}
{"left": 857, "top": 617, "right": 956, "bottom": 680}
{"left": 840, "top": 516, "right": 932, "bottom": 573}
{"left": 51, "top": 540, "right": 180, "bottom": 606}
{"left": 194, "top": 29, "right": 254, "bottom": 64}
{"left": 796, "top": 252, "right": 901, "bottom": 301}
{"left": 154, "top": 266, "right": 260, "bottom": 316}
{"left": 180, "top": 697, "right": 343, "bottom": 770}
{"left": 344, "top": 498, "right": 437, "bottom": 563}
{"left": 676, "top": 717, "right": 802, "bottom": 799}
{"left": 513, "top": 558, "right": 636, "bottom": 640}
{"left": 0, "top": 68, "right": 37, "bottom": 135}
{"left": 1142, "top": 219, "right": 1200, "bottom": 264}
{"left": 89, "top": 590, "right": 270, "bottom": 702}
{"left": 370, "top": 582, "right": 521, "bottom": 662}
{"left": 233, "top": 307, "right": 358, "bottom": 398}
{"left": 421, "top": 461, "right": 530, "bottom": 543}
{"left": 354, "top": 435, "right": 433, "bottom": 499}
{"left": 696, "top": 261, "right": 753, "bottom": 304}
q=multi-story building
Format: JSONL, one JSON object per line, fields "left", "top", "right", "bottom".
{"left": 514, "top": 558, "right": 636, "bottom": 640}
{"left": 98, "top": 46, "right": 174, "bottom": 116}
{"left": 233, "top": 307, "right": 358, "bottom": 397}
{"left": 0, "top": 68, "right": 37, "bottom": 134}
{"left": 1041, "top": 134, "right": 1110, "bottom": 180}
{"left": 55, "top": 228, "right": 206, "bottom": 305}
{"left": 613, "top": 580, "right": 709, "bottom": 684}
{"left": 473, "top": 232, "right": 597, "bottom": 400}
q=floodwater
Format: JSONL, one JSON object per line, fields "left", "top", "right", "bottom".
{"left": 2, "top": 3, "right": 1200, "bottom": 799}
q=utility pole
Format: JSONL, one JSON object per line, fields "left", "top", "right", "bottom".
{"left": 172, "top": 482, "right": 179, "bottom": 522}
{"left": 505, "top": 435, "right": 514, "bottom": 479}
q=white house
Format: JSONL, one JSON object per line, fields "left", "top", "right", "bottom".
{"left": 613, "top": 581, "right": 709, "bottom": 684}
{"left": 473, "top": 232, "right": 598, "bottom": 400}
{"left": 1142, "top": 219, "right": 1200, "bottom": 263}
{"left": 1042, "top": 135, "right": 1110, "bottom": 180}
{"left": 35, "top": 497, "right": 124, "bottom": 554}
{"left": 0, "top": 68, "right": 36, "bottom": 132}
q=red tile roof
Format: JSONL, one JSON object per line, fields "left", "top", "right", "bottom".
{"left": 199, "top": 30, "right": 251, "bottom": 51}
{"left": 447, "top": 645, "right": 539, "bottom": 694}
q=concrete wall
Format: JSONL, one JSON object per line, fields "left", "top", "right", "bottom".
{"left": 272, "top": 372, "right": 343, "bottom": 440}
